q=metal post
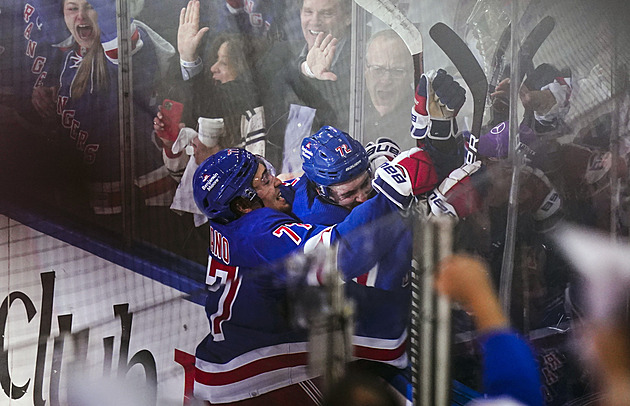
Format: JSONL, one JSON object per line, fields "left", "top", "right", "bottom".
{"left": 349, "top": 2, "right": 367, "bottom": 143}
{"left": 420, "top": 213, "right": 435, "bottom": 406}
{"left": 324, "top": 245, "right": 352, "bottom": 388}
{"left": 499, "top": 0, "right": 522, "bottom": 315}
{"left": 409, "top": 206, "right": 425, "bottom": 406}
{"left": 411, "top": 210, "right": 454, "bottom": 406}
{"left": 609, "top": 0, "right": 628, "bottom": 239}
{"left": 116, "top": 0, "right": 135, "bottom": 245}
{"left": 434, "top": 218, "right": 453, "bottom": 406}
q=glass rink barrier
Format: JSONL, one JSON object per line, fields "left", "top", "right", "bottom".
{"left": 1, "top": 0, "right": 629, "bottom": 404}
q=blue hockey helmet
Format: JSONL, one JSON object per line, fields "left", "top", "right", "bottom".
{"left": 193, "top": 148, "right": 260, "bottom": 223}
{"left": 301, "top": 126, "right": 369, "bottom": 199}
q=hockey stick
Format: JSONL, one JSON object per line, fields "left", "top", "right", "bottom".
{"left": 352, "top": 0, "right": 423, "bottom": 84}
{"left": 488, "top": 22, "right": 512, "bottom": 98}
{"left": 488, "top": 0, "right": 548, "bottom": 96}
{"left": 518, "top": 16, "right": 556, "bottom": 85}
{"left": 429, "top": 23, "right": 488, "bottom": 165}
{"left": 487, "top": 22, "right": 512, "bottom": 126}
{"left": 499, "top": 15, "right": 556, "bottom": 315}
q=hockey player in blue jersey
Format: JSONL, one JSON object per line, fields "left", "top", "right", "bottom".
{"left": 281, "top": 126, "right": 448, "bottom": 401}
{"left": 286, "top": 126, "right": 439, "bottom": 293}
{"left": 287, "top": 127, "right": 417, "bottom": 398}
{"left": 286, "top": 126, "right": 377, "bottom": 226}
{"left": 191, "top": 146, "right": 431, "bottom": 404}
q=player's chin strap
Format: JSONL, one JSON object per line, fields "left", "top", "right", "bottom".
{"left": 314, "top": 182, "right": 334, "bottom": 203}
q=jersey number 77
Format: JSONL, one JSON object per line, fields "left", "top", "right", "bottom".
{"left": 206, "top": 258, "right": 242, "bottom": 342}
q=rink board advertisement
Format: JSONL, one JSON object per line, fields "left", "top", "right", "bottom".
{"left": 0, "top": 214, "right": 207, "bottom": 405}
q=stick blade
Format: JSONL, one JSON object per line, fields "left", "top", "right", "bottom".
{"left": 519, "top": 16, "right": 556, "bottom": 83}
{"left": 353, "top": 0, "right": 422, "bottom": 55}
{"left": 429, "top": 23, "right": 487, "bottom": 107}
{"left": 429, "top": 22, "right": 488, "bottom": 137}
{"left": 489, "top": 22, "right": 512, "bottom": 90}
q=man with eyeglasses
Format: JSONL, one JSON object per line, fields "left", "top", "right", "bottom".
{"left": 364, "top": 30, "right": 468, "bottom": 183}
{"left": 364, "top": 30, "right": 417, "bottom": 150}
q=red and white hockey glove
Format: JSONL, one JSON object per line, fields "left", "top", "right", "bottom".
{"left": 373, "top": 161, "right": 413, "bottom": 209}
{"left": 373, "top": 147, "right": 439, "bottom": 209}
{"left": 365, "top": 137, "right": 401, "bottom": 174}
{"left": 411, "top": 69, "right": 466, "bottom": 140}
{"left": 393, "top": 147, "right": 440, "bottom": 195}
{"left": 428, "top": 161, "right": 483, "bottom": 219}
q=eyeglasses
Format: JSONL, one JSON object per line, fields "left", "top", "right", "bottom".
{"left": 366, "top": 64, "right": 408, "bottom": 79}
{"left": 256, "top": 155, "right": 276, "bottom": 177}
{"left": 252, "top": 155, "right": 276, "bottom": 187}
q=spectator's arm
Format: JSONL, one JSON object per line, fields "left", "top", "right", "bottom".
{"left": 435, "top": 255, "right": 543, "bottom": 406}
{"left": 180, "top": 57, "right": 204, "bottom": 81}
{"left": 177, "top": 0, "right": 209, "bottom": 79}
{"left": 302, "top": 32, "right": 338, "bottom": 81}
{"left": 435, "top": 255, "right": 507, "bottom": 332}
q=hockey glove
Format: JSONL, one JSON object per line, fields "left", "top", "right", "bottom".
{"left": 392, "top": 147, "right": 440, "bottom": 195}
{"left": 428, "top": 161, "right": 483, "bottom": 219}
{"left": 373, "top": 147, "right": 439, "bottom": 209}
{"left": 373, "top": 161, "right": 413, "bottom": 209}
{"left": 365, "top": 137, "right": 401, "bottom": 174}
{"left": 411, "top": 69, "right": 466, "bottom": 140}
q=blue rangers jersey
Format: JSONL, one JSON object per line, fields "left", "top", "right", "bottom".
{"left": 283, "top": 176, "right": 411, "bottom": 371}
{"left": 0, "top": 0, "right": 67, "bottom": 116}
{"left": 53, "top": 25, "right": 176, "bottom": 214}
{"left": 194, "top": 193, "right": 404, "bottom": 403}
{"left": 219, "top": 0, "right": 277, "bottom": 37}
{"left": 281, "top": 176, "right": 349, "bottom": 225}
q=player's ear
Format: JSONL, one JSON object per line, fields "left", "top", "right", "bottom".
{"left": 231, "top": 197, "right": 248, "bottom": 216}
{"left": 231, "top": 197, "right": 261, "bottom": 216}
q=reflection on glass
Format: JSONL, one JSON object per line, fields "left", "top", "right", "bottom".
{"left": 1, "top": 0, "right": 629, "bottom": 403}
